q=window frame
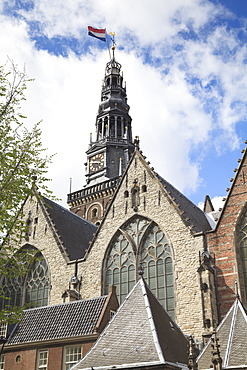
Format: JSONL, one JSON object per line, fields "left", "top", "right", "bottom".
{"left": 63, "top": 345, "right": 82, "bottom": 370}
{"left": 0, "top": 246, "right": 50, "bottom": 310}
{"left": 103, "top": 216, "right": 175, "bottom": 316}
{"left": 36, "top": 349, "right": 48, "bottom": 370}
{"left": 0, "top": 324, "right": 7, "bottom": 338}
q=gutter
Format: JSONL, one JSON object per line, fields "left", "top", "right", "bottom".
{"left": 4, "top": 333, "right": 99, "bottom": 352}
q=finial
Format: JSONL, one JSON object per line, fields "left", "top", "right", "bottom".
{"left": 134, "top": 136, "right": 140, "bottom": 150}
{"left": 235, "top": 281, "right": 239, "bottom": 299}
{"left": 188, "top": 335, "right": 198, "bottom": 370}
{"left": 211, "top": 331, "right": 222, "bottom": 370}
{"left": 31, "top": 174, "right": 38, "bottom": 191}
{"left": 138, "top": 262, "right": 144, "bottom": 276}
{"left": 109, "top": 32, "right": 116, "bottom": 58}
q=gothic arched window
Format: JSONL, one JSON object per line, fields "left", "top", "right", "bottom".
{"left": 0, "top": 248, "right": 50, "bottom": 310}
{"left": 104, "top": 216, "right": 175, "bottom": 317}
{"left": 238, "top": 210, "right": 247, "bottom": 296}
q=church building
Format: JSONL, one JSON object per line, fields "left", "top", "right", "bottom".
{"left": 1, "top": 49, "right": 247, "bottom": 369}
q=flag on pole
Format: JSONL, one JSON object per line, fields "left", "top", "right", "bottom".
{"left": 88, "top": 26, "right": 106, "bottom": 42}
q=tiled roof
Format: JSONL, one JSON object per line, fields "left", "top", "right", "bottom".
{"left": 72, "top": 278, "right": 188, "bottom": 370}
{"left": 41, "top": 197, "right": 96, "bottom": 261}
{"left": 197, "top": 298, "right": 247, "bottom": 369}
{"left": 7, "top": 296, "right": 108, "bottom": 345}
{"left": 157, "top": 174, "right": 212, "bottom": 234}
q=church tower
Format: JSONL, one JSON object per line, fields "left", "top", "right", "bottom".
{"left": 68, "top": 49, "right": 134, "bottom": 224}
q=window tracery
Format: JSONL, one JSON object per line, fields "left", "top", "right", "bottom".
{"left": 0, "top": 248, "right": 49, "bottom": 309}
{"left": 104, "top": 216, "right": 174, "bottom": 317}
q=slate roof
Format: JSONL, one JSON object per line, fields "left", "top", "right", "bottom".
{"left": 197, "top": 298, "right": 247, "bottom": 369}
{"left": 157, "top": 174, "right": 212, "bottom": 234}
{"left": 72, "top": 278, "right": 189, "bottom": 370}
{"left": 6, "top": 296, "right": 108, "bottom": 346}
{"left": 40, "top": 196, "right": 96, "bottom": 261}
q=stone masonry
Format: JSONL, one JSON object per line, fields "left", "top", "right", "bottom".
{"left": 78, "top": 150, "right": 218, "bottom": 340}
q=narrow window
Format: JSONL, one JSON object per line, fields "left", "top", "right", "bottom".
{"left": 92, "top": 208, "right": 98, "bottom": 218}
{"left": 117, "top": 117, "right": 122, "bottom": 137}
{"left": 131, "top": 186, "right": 140, "bottom": 211}
{"left": 109, "top": 116, "right": 115, "bottom": 137}
{"left": 142, "top": 185, "right": 147, "bottom": 192}
{"left": 238, "top": 210, "right": 247, "bottom": 296}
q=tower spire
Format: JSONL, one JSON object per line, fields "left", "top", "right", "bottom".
{"left": 68, "top": 47, "right": 135, "bottom": 224}
{"left": 85, "top": 43, "right": 134, "bottom": 185}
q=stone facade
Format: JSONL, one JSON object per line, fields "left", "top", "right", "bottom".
{"left": 13, "top": 149, "right": 218, "bottom": 341}
{"left": 78, "top": 150, "right": 217, "bottom": 340}
{"left": 21, "top": 196, "right": 75, "bottom": 306}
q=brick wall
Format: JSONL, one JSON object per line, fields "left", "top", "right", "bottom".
{"left": 4, "top": 342, "right": 95, "bottom": 370}
{"left": 4, "top": 349, "right": 36, "bottom": 370}
{"left": 207, "top": 149, "right": 247, "bottom": 317}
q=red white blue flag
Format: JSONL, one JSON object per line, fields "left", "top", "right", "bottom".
{"left": 88, "top": 26, "right": 106, "bottom": 42}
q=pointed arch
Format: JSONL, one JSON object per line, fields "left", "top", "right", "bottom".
{"left": 0, "top": 245, "right": 50, "bottom": 309}
{"left": 235, "top": 203, "right": 247, "bottom": 300}
{"left": 103, "top": 215, "right": 175, "bottom": 317}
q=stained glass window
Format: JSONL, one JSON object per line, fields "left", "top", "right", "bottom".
{"left": 0, "top": 248, "right": 49, "bottom": 309}
{"left": 104, "top": 216, "right": 174, "bottom": 317}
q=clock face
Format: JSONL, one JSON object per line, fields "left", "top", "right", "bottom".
{"left": 89, "top": 153, "right": 104, "bottom": 172}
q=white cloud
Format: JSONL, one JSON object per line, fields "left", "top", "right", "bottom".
{"left": 13, "top": 0, "right": 220, "bottom": 43}
{"left": 1, "top": 0, "right": 247, "bottom": 207}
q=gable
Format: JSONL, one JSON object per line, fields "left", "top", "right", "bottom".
{"left": 19, "top": 193, "right": 97, "bottom": 306}
{"left": 80, "top": 149, "right": 211, "bottom": 339}
{"left": 212, "top": 146, "right": 247, "bottom": 231}
{"left": 72, "top": 279, "right": 188, "bottom": 370}
{"left": 22, "top": 193, "right": 96, "bottom": 263}
{"left": 89, "top": 149, "right": 211, "bottom": 252}
{"left": 197, "top": 299, "right": 247, "bottom": 369}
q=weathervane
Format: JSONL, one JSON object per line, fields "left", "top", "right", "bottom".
{"left": 107, "top": 32, "right": 116, "bottom": 60}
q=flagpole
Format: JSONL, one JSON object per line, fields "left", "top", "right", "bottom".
{"left": 106, "top": 31, "right": 112, "bottom": 60}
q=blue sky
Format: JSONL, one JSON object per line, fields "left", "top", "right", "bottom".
{"left": 1, "top": 0, "right": 247, "bottom": 210}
